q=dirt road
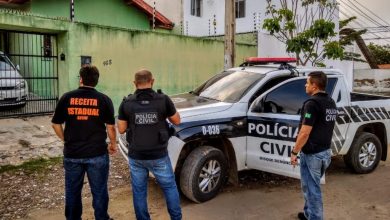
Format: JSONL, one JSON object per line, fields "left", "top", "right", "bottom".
{"left": 1, "top": 116, "right": 389, "bottom": 220}
{"left": 24, "top": 153, "right": 390, "bottom": 220}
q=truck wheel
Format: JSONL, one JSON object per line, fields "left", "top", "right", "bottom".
{"left": 344, "top": 132, "right": 382, "bottom": 174}
{"left": 180, "top": 146, "right": 227, "bottom": 203}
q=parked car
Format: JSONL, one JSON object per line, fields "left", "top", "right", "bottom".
{"left": 0, "top": 51, "right": 28, "bottom": 107}
{"left": 119, "top": 57, "right": 390, "bottom": 203}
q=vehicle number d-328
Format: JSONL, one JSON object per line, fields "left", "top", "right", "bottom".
{"left": 202, "top": 125, "right": 220, "bottom": 135}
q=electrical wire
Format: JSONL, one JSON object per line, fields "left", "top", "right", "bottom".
{"left": 352, "top": 0, "right": 390, "bottom": 26}
{"left": 346, "top": 0, "right": 390, "bottom": 32}
{"left": 338, "top": 0, "right": 390, "bottom": 43}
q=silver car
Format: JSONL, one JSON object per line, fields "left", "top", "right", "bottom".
{"left": 0, "top": 52, "right": 28, "bottom": 107}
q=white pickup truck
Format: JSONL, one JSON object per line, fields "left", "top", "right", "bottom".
{"left": 119, "top": 58, "right": 390, "bottom": 203}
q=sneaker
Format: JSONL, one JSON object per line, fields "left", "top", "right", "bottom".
{"left": 298, "top": 212, "right": 307, "bottom": 220}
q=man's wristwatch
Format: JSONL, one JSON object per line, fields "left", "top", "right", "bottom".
{"left": 291, "top": 149, "right": 299, "bottom": 156}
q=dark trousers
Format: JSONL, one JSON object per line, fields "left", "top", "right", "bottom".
{"left": 64, "top": 154, "right": 110, "bottom": 220}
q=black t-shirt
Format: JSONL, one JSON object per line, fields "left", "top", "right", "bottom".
{"left": 118, "top": 88, "right": 177, "bottom": 160}
{"left": 299, "top": 92, "right": 337, "bottom": 154}
{"left": 52, "top": 87, "right": 115, "bottom": 158}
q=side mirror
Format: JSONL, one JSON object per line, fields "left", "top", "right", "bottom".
{"left": 16, "top": 65, "right": 20, "bottom": 71}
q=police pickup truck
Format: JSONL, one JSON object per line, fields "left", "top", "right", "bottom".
{"left": 119, "top": 57, "right": 390, "bottom": 203}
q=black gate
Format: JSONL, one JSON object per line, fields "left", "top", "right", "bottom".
{"left": 0, "top": 30, "right": 58, "bottom": 118}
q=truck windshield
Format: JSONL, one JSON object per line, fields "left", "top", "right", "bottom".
{"left": 193, "top": 71, "right": 264, "bottom": 103}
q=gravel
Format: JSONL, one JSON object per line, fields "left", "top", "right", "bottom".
{"left": 0, "top": 154, "right": 130, "bottom": 220}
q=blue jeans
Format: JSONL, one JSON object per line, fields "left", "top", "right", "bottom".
{"left": 300, "top": 149, "right": 331, "bottom": 220}
{"left": 129, "top": 155, "right": 182, "bottom": 220}
{"left": 64, "top": 154, "right": 110, "bottom": 220}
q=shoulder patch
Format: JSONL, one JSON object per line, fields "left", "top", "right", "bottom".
{"left": 304, "top": 113, "right": 312, "bottom": 119}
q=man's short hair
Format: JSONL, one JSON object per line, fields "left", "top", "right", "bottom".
{"left": 135, "top": 69, "right": 153, "bottom": 84}
{"left": 308, "top": 71, "right": 327, "bottom": 91}
{"left": 79, "top": 65, "right": 99, "bottom": 87}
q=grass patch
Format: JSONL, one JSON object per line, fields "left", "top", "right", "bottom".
{"left": 0, "top": 157, "right": 63, "bottom": 174}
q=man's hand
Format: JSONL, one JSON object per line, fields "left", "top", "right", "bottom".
{"left": 108, "top": 142, "right": 118, "bottom": 155}
{"left": 290, "top": 154, "right": 298, "bottom": 167}
{"left": 106, "top": 124, "right": 117, "bottom": 155}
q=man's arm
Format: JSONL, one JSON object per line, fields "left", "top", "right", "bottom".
{"left": 293, "top": 125, "right": 312, "bottom": 153}
{"left": 52, "top": 123, "right": 64, "bottom": 141}
{"left": 168, "top": 112, "right": 180, "bottom": 125}
{"left": 291, "top": 125, "right": 312, "bottom": 166}
{"left": 165, "top": 95, "right": 180, "bottom": 125}
{"left": 117, "top": 120, "right": 128, "bottom": 134}
{"left": 106, "top": 124, "right": 117, "bottom": 155}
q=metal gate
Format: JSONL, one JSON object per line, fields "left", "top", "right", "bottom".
{"left": 0, "top": 30, "right": 58, "bottom": 118}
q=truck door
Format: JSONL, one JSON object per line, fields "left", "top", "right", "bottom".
{"left": 246, "top": 77, "right": 338, "bottom": 179}
{"left": 329, "top": 77, "right": 350, "bottom": 155}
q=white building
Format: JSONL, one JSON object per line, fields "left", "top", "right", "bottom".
{"left": 144, "top": 0, "right": 263, "bottom": 36}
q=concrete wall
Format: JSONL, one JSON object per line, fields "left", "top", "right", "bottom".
{"left": 354, "top": 69, "right": 390, "bottom": 93}
{"left": 0, "top": 11, "right": 257, "bottom": 110}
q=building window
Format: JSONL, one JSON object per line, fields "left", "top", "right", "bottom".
{"left": 235, "top": 0, "right": 245, "bottom": 18}
{"left": 43, "top": 35, "right": 52, "bottom": 58}
{"left": 191, "top": 0, "right": 202, "bottom": 17}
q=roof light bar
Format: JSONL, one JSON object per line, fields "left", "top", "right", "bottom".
{"left": 246, "top": 57, "right": 297, "bottom": 63}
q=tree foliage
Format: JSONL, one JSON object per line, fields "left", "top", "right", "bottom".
{"left": 262, "top": 0, "right": 343, "bottom": 66}
{"left": 367, "top": 43, "right": 390, "bottom": 65}
{"left": 339, "top": 16, "right": 367, "bottom": 62}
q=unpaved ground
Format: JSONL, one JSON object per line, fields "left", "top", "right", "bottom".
{"left": 1, "top": 116, "right": 390, "bottom": 220}
{"left": 24, "top": 155, "right": 390, "bottom": 220}
{"left": 0, "top": 116, "right": 63, "bottom": 166}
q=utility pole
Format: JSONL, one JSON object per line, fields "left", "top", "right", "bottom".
{"left": 224, "top": 0, "right": 235, "bottom": 70}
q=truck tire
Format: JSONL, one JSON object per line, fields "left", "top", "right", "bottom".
{"left": 344, "top": 132, "right": 382, "bottom": 174}
{"left": 180, "top": 145, "right": 227, "bottom": 203}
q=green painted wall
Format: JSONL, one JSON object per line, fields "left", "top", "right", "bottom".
{"left": 73, "top": 0, "right": 149, "bottom": 30}
{"left": 207, "top": 32, "right": 258, "bottom": 45}
{"left": 0, "top": 12, "right": 257, "bottom": 112}
{"left": 67, "top": 25, "right": 256, "bottom": 108}
{"left": 11, "top": 0, "right": 150, "bottom": 30}
{"left": 29, "top": 0, "right": 69, "bottom": 19}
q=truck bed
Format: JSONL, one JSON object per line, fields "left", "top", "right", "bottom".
{"left": 351, "top": 92, "right": 390, "bottom": 102}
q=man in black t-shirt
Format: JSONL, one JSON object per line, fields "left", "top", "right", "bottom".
{"left": 52, "top": 65, "right": 116, "bottom": 220}
{"left": 290, "top": 71, "right": 337, "bottom": 220}
{"left": 117, "top": 69, "right": 182, "bottom": 220}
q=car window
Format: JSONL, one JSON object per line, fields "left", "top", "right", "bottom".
{"left": 0, "top": 56, "right": 16, "bottom": 71}
{"left": 249, "top": 75, "right": 295, "bottom": 105}
{"left": 193, "top": 71, "right": 264, "bottom": 103}
{"left": 252, "top": 78, "right": 337, "bottom": 114}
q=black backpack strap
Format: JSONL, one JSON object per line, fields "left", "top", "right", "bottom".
{"left": 299, "top": 97, "right": 321, "bottom": 115}
{"left": 122, "top": 93, "right": 134, "bottom": 103}
{"left": 303, "top": 97, "right": 320, "bottom": 106}
{"left": 122, "top": 94, "right": 136, "bottom": 146}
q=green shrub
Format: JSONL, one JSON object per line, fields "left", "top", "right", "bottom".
{"left": 368, "top": 43, "right": 390, "bottom": 65}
